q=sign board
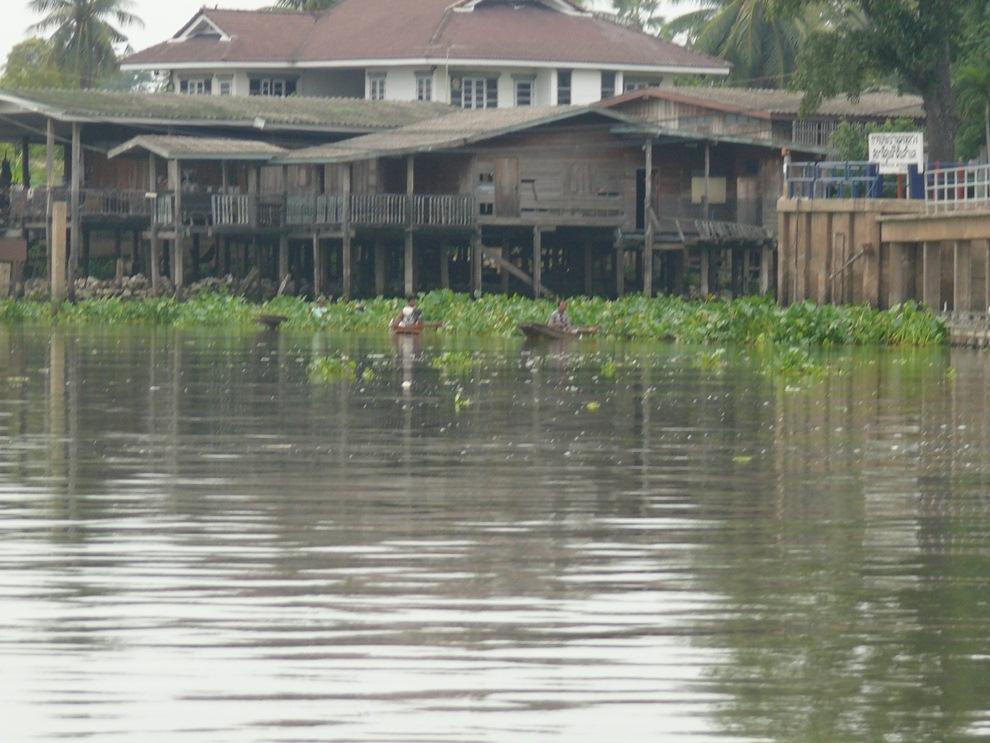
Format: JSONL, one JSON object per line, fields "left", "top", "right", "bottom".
{"left": 869, "top": 132, "right": 924, "bottom": 174}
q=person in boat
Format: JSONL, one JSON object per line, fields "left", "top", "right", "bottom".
{"left": 547, "top": 300, "right": 575, "bottom": 333}
{"left": 394, "top": 296, "right": 423, "bottom": 328}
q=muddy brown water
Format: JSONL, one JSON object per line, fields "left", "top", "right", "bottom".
{"left": 1, "top": 327, "right": 988, "bottom": 742}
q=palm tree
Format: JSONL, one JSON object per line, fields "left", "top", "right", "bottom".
{"left": 956, "top": 60, "right": 990, "bottom": 159}
{"left": 28, "top": 0, "right": 143, "bottom": 89}
{"left": 272, "top": 0, "right": 339, "bottom": 10}
{"left": 665, "top": 0, "right": 821, "bottom": 88}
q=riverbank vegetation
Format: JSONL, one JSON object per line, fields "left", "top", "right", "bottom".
{"left": 0, "top": 291, "right": 946, "bottom": 346}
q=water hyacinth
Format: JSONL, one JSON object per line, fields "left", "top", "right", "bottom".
{"left": 0, "top": 291, "right": 947, "bottom": 347}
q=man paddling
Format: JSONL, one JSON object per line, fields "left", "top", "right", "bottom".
{"left": 547, "top": 300, "right": 575, "bottom": 333}
{"left": 394, "top": 296, "right": 423, "bottom": 328}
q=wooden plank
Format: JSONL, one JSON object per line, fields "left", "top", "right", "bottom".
{"left": 643, "top": 139, "right": 653, "bottom": 298}
{"left": 861, "top": 211, "right": 881, "bottom": 308}
{"left": 342, "top": 233, "right": 352, "bottom": 299}
{"left": 169, "top": 159, "right": 184, "bottom": 289}
{"left": 312, "top": 234, "right": 324, "bottom": 296}
{"left": 483, "top": 248, "right": 552, "bottom": 296}
{"left": 279, "top": 236, "right": 290, "bottom": 285}
{"left": 471, "top": 228, "right": 483, "bottom": 297}
{"left": 810, "top": 212, "right": 831, "bottom": 303}
{"left": 494, "top": 157, "right": 520, "bottom": 217}
{"left": 440, "top": 244, "right": 450, "bottom": 290}
{"left": 759, "top": 245, "right": 772, "bottom": 296}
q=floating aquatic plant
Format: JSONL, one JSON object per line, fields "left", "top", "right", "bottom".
{"left": 308, "top": 355, "right": 357, "bottom": 383}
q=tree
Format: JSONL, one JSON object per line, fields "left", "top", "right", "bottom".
{"left": 666, "top": 0, "right": 821, "bottom": 87}
{"left": 0, "top": 37, "right": 74, "bottom": 89}
{"left": 272, "top": 0, "right": 340, "bottom": 10}
{"left": 955, "top": 61, "right": 990, "bottom": 160}
{"left": 610, "top": 0, "right": 665, "bottom": 33}
{"left": 28, "top": 0, "right": 143, "bottom": 89}
{"left": 778, "top": 0, "right": 979, "bottom": 162}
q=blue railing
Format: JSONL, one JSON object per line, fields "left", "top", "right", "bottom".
{"left": 787, "top": 161, "right": 925, "bottom": 200}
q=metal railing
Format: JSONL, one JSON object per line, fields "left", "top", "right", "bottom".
{"left": 925, "top": 162, "right": 990, "bottom": 213}
{"left": 786, "top": 161, "right": 884, "bottom": 199}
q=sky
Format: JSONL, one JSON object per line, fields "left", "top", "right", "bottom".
{"left": 0, "top": 0, "right": 701, "bottom": 73}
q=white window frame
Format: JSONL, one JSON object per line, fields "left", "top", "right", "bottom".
{"left": 185, "top": 78, "right": 208, "bottom": 95}
{"left": 368, "top": 74, "right": 386, "bottom": 101}
{"left": 557, "top": 70, "right": 571, "bottom": 105}
{"left": 514, "top": 77, "right": 534, "bottom": 107}
{"left": 217, "top": 78, "right": 232, "bottom": 96}
{"left": 415, "top": 73, "right": 432, "bottom": 102}
{"left": 458, "top": 76, "right": 497, "bottom": 109}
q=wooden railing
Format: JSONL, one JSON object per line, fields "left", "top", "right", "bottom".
{"left": 78, "top": 189, "right": 152, "bottom": 219}
{"left": 412, "top": 194, "right": 475, "bottom": 226}
{"left": 518, "top": 196, "right": 625, "bottom": 224}
{"left": 155, "top": 193, "right": 175, "bottom": 225}
{"left": 212, "top": 194, "right": 253, "bottom": 227}
{"left": 350, "top": 193, "right": 408, "bottom": 226}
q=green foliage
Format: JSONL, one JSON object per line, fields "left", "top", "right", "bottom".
{"left": 308, "top": 355, "right": 357, "bottom": 383}
{"left": 0, "top": 299, "right": 51, "bottom": 323}
{"left": 666, "top": 0, "right": 818, "bottom": 87}
{"left": 0, "top": 37, "right": 74, "bottom": 89}
{"left": 830, "top": 118, "right": 918, "bottom": 162}
{"left": 28, "top": 0, "right": 143, "bottom": 89}
{"left": 0, "top": 292, "right": 948, "bottom": 348}
{"left": 430, "top": 351, "right": 478, "bottom": 377}
{"left": 273, "top": 0, "right": 340, "bottom": 9}
{"left": 954, "top": 58, "right": 990, "bottom": 159}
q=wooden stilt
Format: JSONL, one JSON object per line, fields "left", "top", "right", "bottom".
{"left": 532, "top": 227, "right": 542, "bottom": 299}
{"left": 643, "top": 139, "right": 654, "bottom": 297}
{"left": 404, "top": 231, "right": 415, "bottom": 296}
{"left": 50, "top": 202, "right": 67, "bottom": 304}
{"left": 440, "top": 243, "right": 450, "bottom": 290}
{"left": 278, "top": 236, "right": 290, "bottom": 286}
{"left": 471, "top": 228, "right": 482, "bottom": 297}
{"left": 374, "top": 238, "right": 386, "bottom": 296}
{"left": 700, "top": 249, "right": 710, "bottom": 297}
{"left": 584, "top": 238, "right": 593, "bottom": 295}
{"left": 169, "top": 158, "right": 184, "bottom": 290}
{"left": 68, "top": 123, "right": 81, "bottom": 300}
{"left": 114, "top": 229, "right": 123, "bottom": 284}
{"left": 759, "top": 245, "right": 772, "bottom": 296}
{"left": 312, "top": 234, "right": 324, "bottom": 296}
{"left": 342, "top": 233, "right": 352, "bottom": 299}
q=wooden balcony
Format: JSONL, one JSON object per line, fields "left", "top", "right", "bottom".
{"left": 7, "top": 187, "right": 151, "bottom": 226}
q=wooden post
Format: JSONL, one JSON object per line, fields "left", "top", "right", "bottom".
{"left": 404, "top": 232, "right": 415, "bottom": 296}
{"left": 984, "top": 240, "right": 990, "bottom": 313}
{"left": 614, "top": 242, "right": 625, "bottom": 296}
{"left": 131, "top": 229, "right": 141, "bottom": 276}
{"left": 50, "top": 202, "right": 67, "bottom": 304}
{"left": 67, "top": 123, "right": 81, "bottom": 300}
{"left": 169, "top": 159, "right": 184, "bottom": 290}
{"left": 374, "top": 238, "right": 386, "bottom": 295}
{"left": 953, "top": 240, "right": 972, "bottom": 313}
{"left": 45, "top": 119, "right": 55, "bottom": 283}
{"left": 21, "top": 137, "right": 30, "bottom": 189}
{"left": 922, "top": 241, "right": 940, "bottom": 310}
{"left": 471, "top": 228, "right": 482, "bottom": 297}
{"left": 114, "top": 229, "right": 124, "bottom": 284}
{"left": 700, "top": 249, "right": 710, "bottom": 297}
{"left": 278, "top": 236, "right": 290, "bottom": 286}
{"left": 584, "top": 238, "right": 593, "bottom": 295}
{"left": 341, "top": 164, "right": 351, "bottom": 299}
{"left": 532, "top": 226, "right": 542, "bottom": 299}
{"left": 643, "top": 139, "right": 654, "bottom": 297}
{"left": 703, "top": 142, "right": 711, "bottom": 219}
{"left": 312, "top": 234, "right": 324, "bottom": 296}
{"left": 440, "top": 243, "right": 450, "bottom": 290}
{"left": 759, "top": 245, "right": 772, "bottom": 296}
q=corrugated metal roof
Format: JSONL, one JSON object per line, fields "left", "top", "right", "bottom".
{"left": 602, "top": 86, "right": 925, "bottom": 120}
{"left": 125, "top": 0, "right": 730, "bottom": 73}
{"left": 275, "top": 105, "right": 618, "bottom": 164}
{"left": 0, "top": 89, "right": 453, "bottom": 132}
{"left": 108, "top": 135, "right": 287, "bottom": 161}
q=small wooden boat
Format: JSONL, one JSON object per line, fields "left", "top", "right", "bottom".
{"left": 391, "top": 321, "right": 442, "bottom": 335}
{"left": 517, "top": 323, "right": 598, "bottom": 340}
{"left": 257, "top": 313, "right": 289, "bottom": 330}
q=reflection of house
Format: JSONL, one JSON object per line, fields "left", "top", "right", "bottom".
{"left": 0, "top": 89, "right": 826, "bottom": 300}
{"left": 600, "top": 87, "right": 925, "bottom": 150}
{"left": 121, "top": 0, "right": 729, "bottom": 107}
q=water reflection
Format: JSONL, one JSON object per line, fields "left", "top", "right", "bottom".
{"left": 0, "top": 327, "right": 988, "bottom": 741}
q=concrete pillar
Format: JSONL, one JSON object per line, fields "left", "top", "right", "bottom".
{"left": 50, "top": 201, "right": 67, "bottom": 304}
{"left": 532, "top": 226, "right": 542, "bottom": 299}
{"left": 922, "top": 241, "right": 940, "bottom": 310}
{"left": 954, "top": 240, "right": 973, "bottom": 314}
{"left": 759, "top": 246, "right": 772, "bottom": 296}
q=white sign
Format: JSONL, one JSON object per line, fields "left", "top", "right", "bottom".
{"left": 869, "top": 132, "right": 925, "bottom": 174}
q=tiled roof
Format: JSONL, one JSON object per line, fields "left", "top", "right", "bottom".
{"left": 602, "top": 86, "right": 925, "bottom": 120}
{"left": 125, "top": 0, "right": 730, "bottom": 72}
{"left": 0, "top": 89, "right": 453, "bottom": 132}
{"left": 108, "top": 135, "right": 287, "bottom": 161}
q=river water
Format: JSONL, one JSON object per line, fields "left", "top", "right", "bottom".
{"left": 0, "top": 326, "right": 988, "bottom": 742}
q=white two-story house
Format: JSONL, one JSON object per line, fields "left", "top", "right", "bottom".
{"left": 122, "top": 0, "right": 730, "bottom": 107}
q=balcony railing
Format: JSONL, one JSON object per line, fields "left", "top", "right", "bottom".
{"left": 412, "top": 194, "right": 475, "bottom": 227}
{"left": 350, "top": 193, "right": 408, "bottom": 226}
{"left": 926, "top": 162, "right": 990, "bottom": 213}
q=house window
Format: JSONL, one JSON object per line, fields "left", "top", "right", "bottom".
{"left": 368, "top": 74, "right": 386, "bottom": 101}
{"left": 416, "top": 73, "right": 432, "bottom": 101}
{"left": 249, "top": 77, "right": 296, "bottom": 97}
{"left": 514, "top": 78, "right": 533, "bottom": 107}
{"left": 557, "top": 70, "right": 571, "bottom": 105}
{"left": 180, "top": 78, "right": 210, "bottom": 95}
{"left": 601, "top": 71, "right": 616, "bottom": 100}
{"left": 456, "top": 77, "right": 498, "bottom": 109}
{"left": 217, "top": 78, "right": 232, "bottom": 96}
{"left": 624, "top": 78, "right": 659, "bottom": 92}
